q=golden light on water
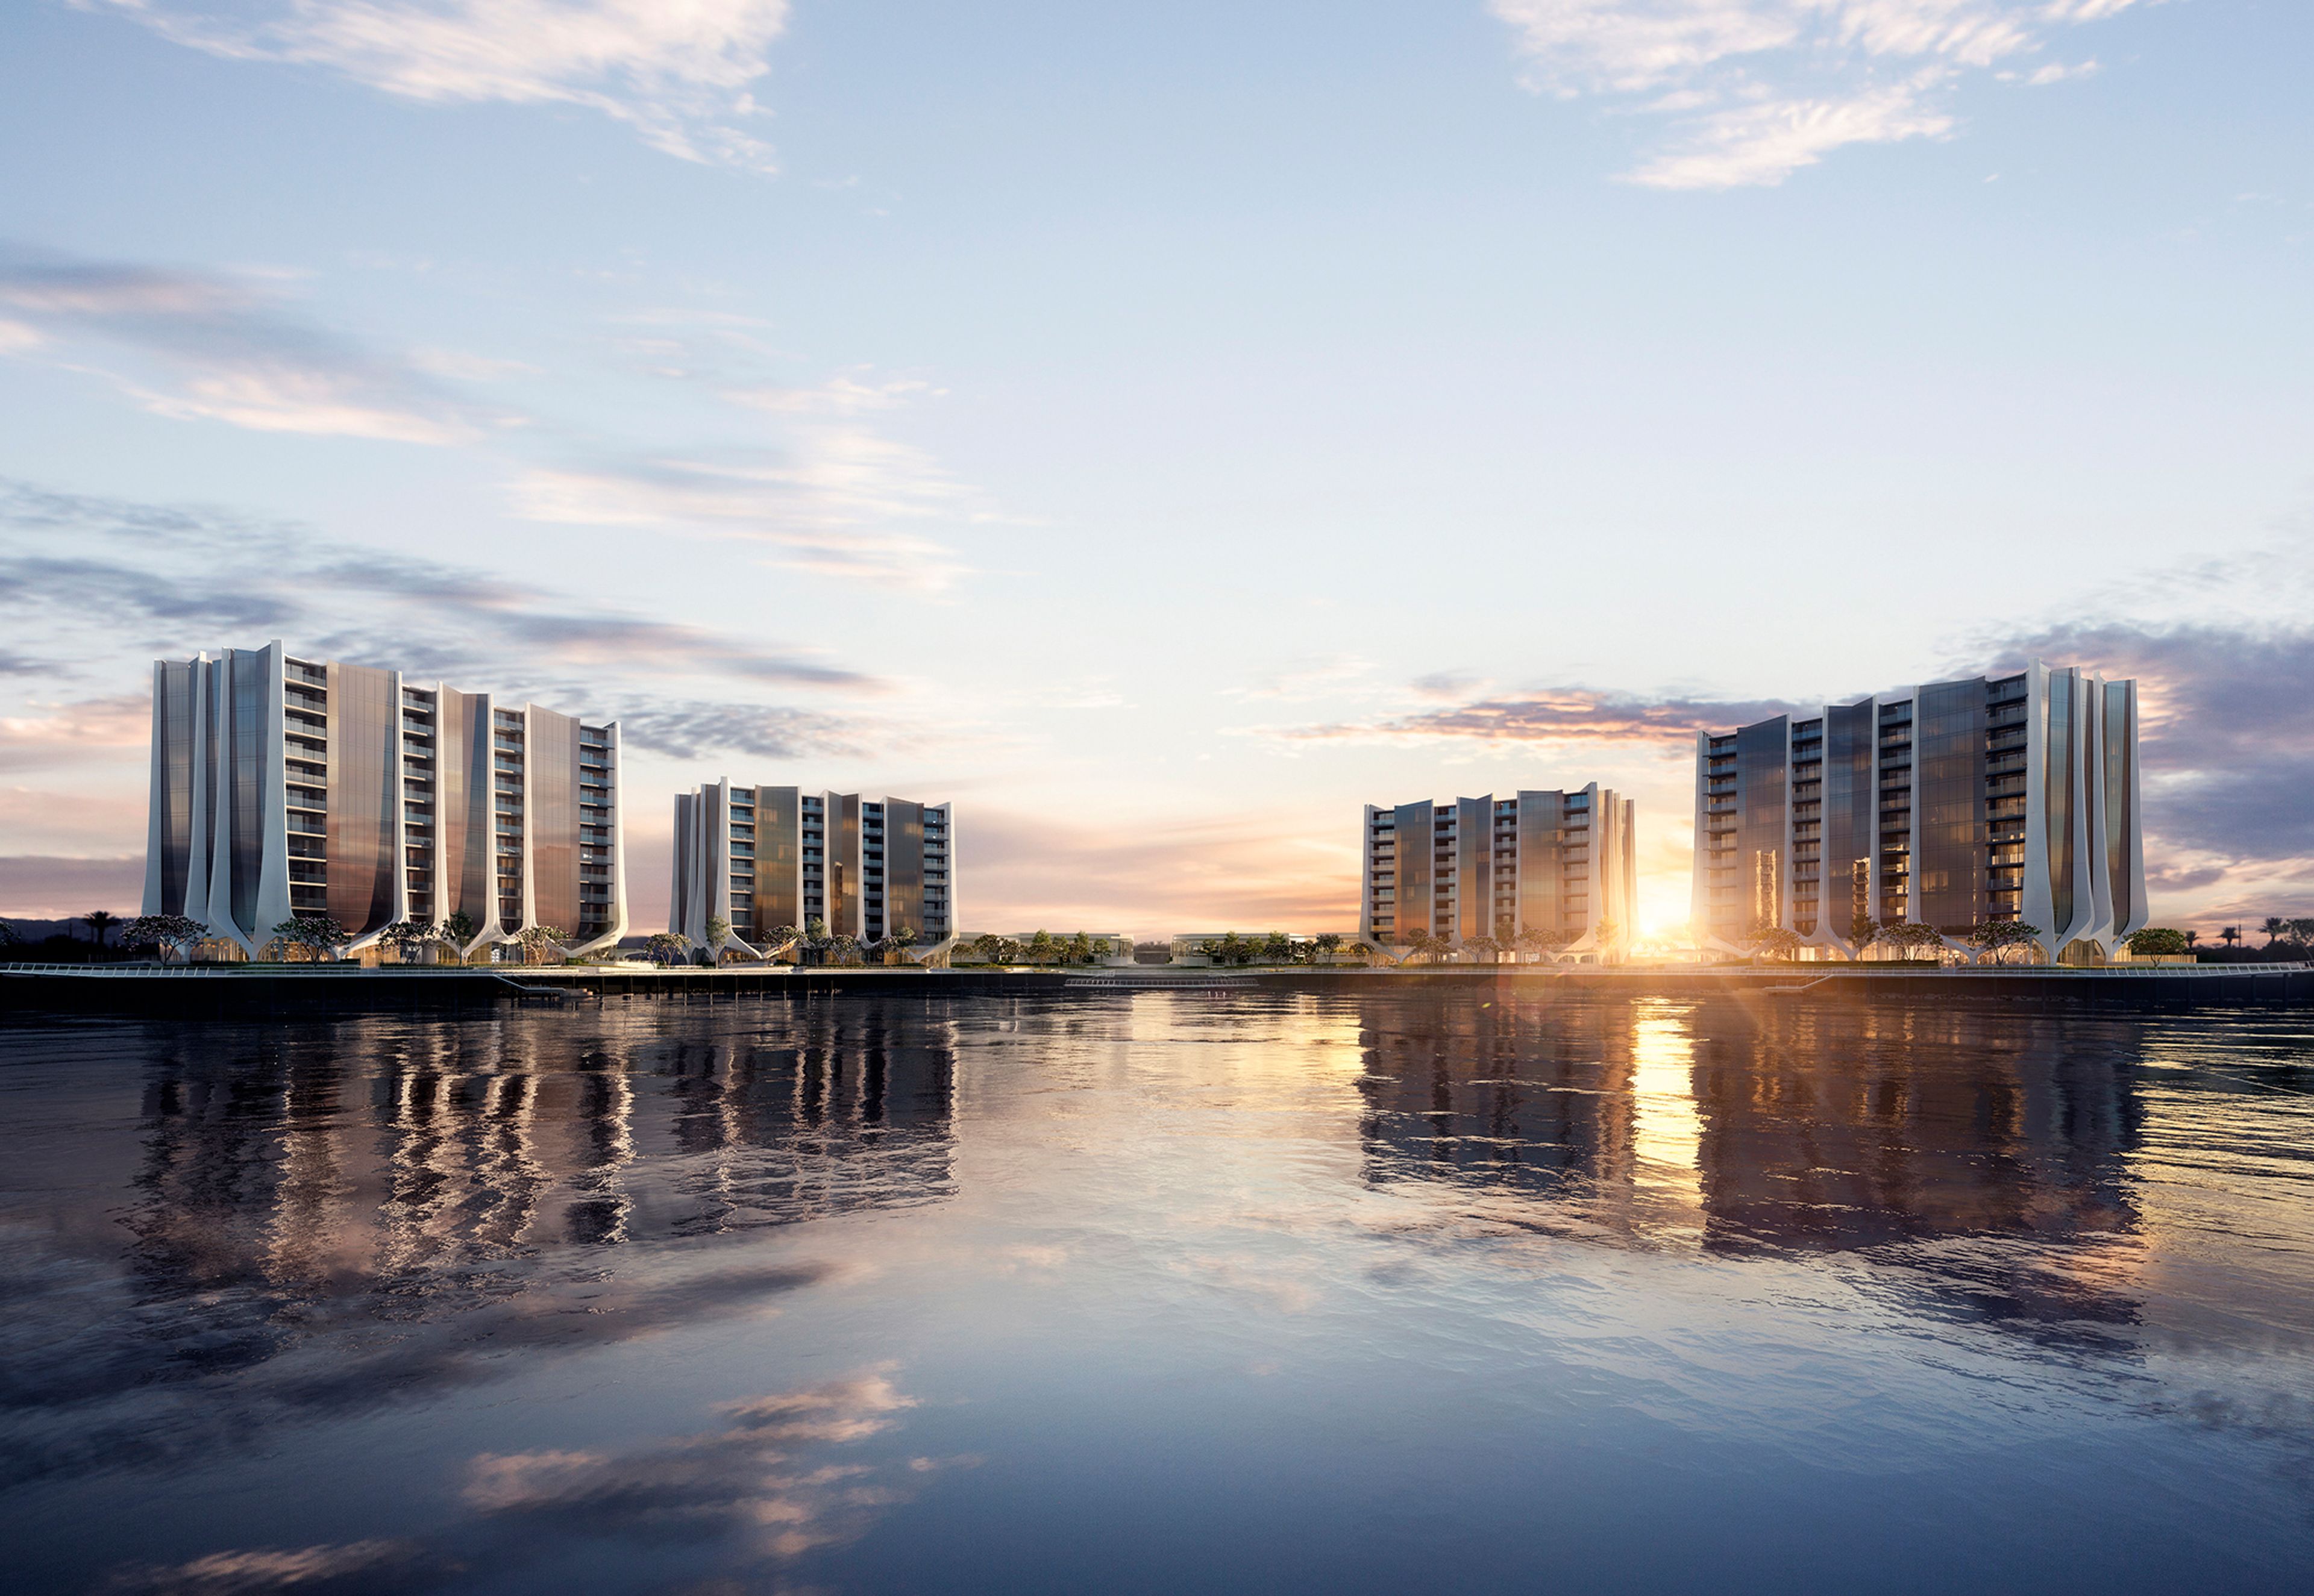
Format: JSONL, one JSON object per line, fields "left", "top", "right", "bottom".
{"left": 1629, "top": 1001, "right": 1706, "bottom": 1244}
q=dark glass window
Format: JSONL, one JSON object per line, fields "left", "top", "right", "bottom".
{"left": 2045, "top": 675, "right": 2075, "bottom": 931}
{"left": 1735, "top": 717, "right": 1788, "bottom": 930}
{"left": 1822, "top": 699, "right": 1875, "bottom": 936}
{"left": 1916, "top": 680, "right": 1987, "bottom": 933}
{"left": 325, "top": 661, "right": 399, "bottom": 936}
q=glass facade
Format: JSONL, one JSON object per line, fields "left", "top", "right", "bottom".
{"left": 442, "top": 684, "right": 502, "bottom": 934}
{"left": 151, "top": 660, "right": 196, "bottom": 915}
{"left": 227, "top": 648, "right": 269, "bottom": 936}
{"left": 1516, "top": 790, "right": 1563, "bottom": 936}
{"left": 1822, "top": 701, "right": 1875, "bottom": 939}
{"left": 1393, "top": 803, "right": 1433, "bottom": 939}
{"left": 2104, "top": 682, "right": 2133, "bottom": 930}
{"left": 527, "top": 707, "right": 581, "bottom": 937}
{"left": 884, "top": 798, "right": 926, "bottom": 940}
{"left": 1734, "top": 718, "right": 1787, "bottom": 933}
{"left": 1911, "top": 681, "right": 1989, "bottom": 933}
{"left": 829, "top": 794, "right": 860, "bottom": 936}
{"left": 324, "top": 661, "right": 398, "bottom": 936}
{"left": 754, "top": 785, "right": 801, "bottom": 933}
{"left": 1456, "top": 796, "right": 1491, "bottom": 944}
{"left": 2043, "top": 676, "right": 2076, "bottom": 934}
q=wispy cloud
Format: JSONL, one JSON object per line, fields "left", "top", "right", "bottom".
{"left": 1489, "top": 0, "right": 2146, "bottom": 188}
{"left": 1990, "top": 621, "right": 2314, "bottom": 884}
{"left": 0, "top": 249, "right": 487, "bottom": 443}
{"left": 96, "top": 1538, "right": 428, "bottom": 1595}
{"left": 1242, "top": 683, "right": 1805, "bottom": 748}
{"left": 510, "top": 361, "right": 984, "bottom": 590}
{"left": 89, "top": 0, "right": 792, "bottom": 171}
{"left": 0, "top": 478, "right": 880, "bottom": 696}
{"left": 464, "top": 1369, "right": 927, "bottom": 1559}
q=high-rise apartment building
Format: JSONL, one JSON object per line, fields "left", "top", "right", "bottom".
{"left": 1360, "top": 786, "right": 1636, "bottom": 958}
{"left": 671, "top": 780, "right": 955, "bottom": 953}
{"left": 142, "top": 642, "right": 628, "bottom": 958}
{"left": 1690, "top": 662, "right": 2144, "bottom": 962}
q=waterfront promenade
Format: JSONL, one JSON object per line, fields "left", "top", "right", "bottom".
{"left": 4, "top": 960, "right": 2308, "bottom": 1015}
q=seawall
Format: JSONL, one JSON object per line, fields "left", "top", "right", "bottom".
{"left": 3, "top": 962, "right": 2309, "bottom": 1017}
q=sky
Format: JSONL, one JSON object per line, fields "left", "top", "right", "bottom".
{"left": 2, "top": 0, "right": 2310, "bottom": 941}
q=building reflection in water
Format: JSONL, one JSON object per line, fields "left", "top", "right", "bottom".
{"left": 5, "top": 1008, "right": 956, "bottom": 1487}
{"left": 1357, "top": 994, "right": 2146, "bottom": 1332}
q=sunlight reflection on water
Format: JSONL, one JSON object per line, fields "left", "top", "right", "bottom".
{"left": 1, "top": 992, "right": 2309, "bottom": 1594}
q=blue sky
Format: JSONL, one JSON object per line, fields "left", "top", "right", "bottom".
{"left": 3, "top": 0, "right": 2310, "bottom": 937}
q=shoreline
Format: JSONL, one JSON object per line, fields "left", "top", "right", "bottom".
{"left": 5, "top": 960, "right": 2309, "bottom": 1015}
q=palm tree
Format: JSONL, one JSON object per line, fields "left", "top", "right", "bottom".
{"left": 2221, "top": 925, "right": 2241, "bottom": 952}
{"left": 83, "top": 909, "right": 118, "bottom": 948}
{"left": 2262, "top": 916, "right": 2287, "bottom": 948}
{"left": 2184, "top": 929, "right": 2200, "bottom": 949}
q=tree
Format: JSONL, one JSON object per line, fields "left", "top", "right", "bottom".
{"left": 706, "top": 915, "right": 730, "bottom": 950}
{"left": 1517, "top": 924, "right": 1573, "bottom": 965}
{"left": 2294, "top": 918, "right": 2314, "bottom": 948}
{"left": 121, "top": 913, "right": 207, "bottom": 964}
{"left": 2124, "top": 927, "right": 2190, "bottom": 958}
{"left": 830, "top": 933, "right": 862, "bottom": 966}
{"left": 645, "top": 932, "right": 688, "bottom": 966}
{"left": 1403, "top": 929, "right": 1439, "bottom": 966}
{"left": 1751, "top": 926, "right": 1804, "bottom": 962}
{"left": 2220, "top": 925, "right": 2241, "bottom": 951}
{"left": 1966, "top": 920, "right": 2043, "bottom": 965}
{"left": 268, "top": 914, "right": 348, "bottom": 960}
{"left": 1878, "top": 922, "right": 1945, "bottom": 960}
{"left": 517, "top": 925, "right": 566, "bottom": 960}
{"left": 892, "top": 925, "right": 919, "bottom": 948}
{"left": 378, "top": 919, "right": 438, "bottom": 963}
{"left": 1464, "top": 933, "right": 1502, "bottom": 964}
{"left": 2262, "top": 916, "right": 2288, "bottom": 948}
{"left": 1848, "top": 915, "right": 1881, "bottom": 959}
{"left": 2184, "top": 929, "right": 2201, "bottom": 949}
{"left": 1313, "top": 933, "right": 1343, "bottom": 963}
{"left": 442, "top": 910, "right": 478, "bottom": 962}
{"left": 1260, "top": 931, "right": 1292, "bottom": 965}
{"left": 0, "top": 920, "right": 20, "bottom": 950}
{"left": 804, "top": 916, "right": 830, "bottom": 947}
{"left": 1591, "top": 919, "right": 1621, "bottom": 953}
{"left": 972, "top": 933, "right": 1005, "bottom": 965}
{"left": 82, "top": 910, "right": 118, "bottom": 948}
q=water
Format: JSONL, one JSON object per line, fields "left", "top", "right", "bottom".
{"left": 2, "top": 992, "right": 2310, "bottom": 1594}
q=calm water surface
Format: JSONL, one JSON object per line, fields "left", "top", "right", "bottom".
{"left": 2, "top": 992, "right": 2311, "bottom": 1593}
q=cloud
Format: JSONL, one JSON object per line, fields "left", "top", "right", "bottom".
{"left": 88, "top": 0, "right": 792, "bottom": 171}
{"left": 1246, "top": 683, "right": 1807, "bottom": 748}
{"left": 0, "top": 250, "right": 481, "bottom": 443}
{"left": 98, "top": 1539, "right": 427, "bottom": 1596}
{"left": 606, "top": 698, "right": 870, "bottom": 760}
{"left": 513, "top": 451, "right": 974, "bottom": 590}
{"left": 0, "top": 478, "right": 879, "bottom": 695}
{"left": 0, "top": 693, "right": 149, "bottom": 771}
{"left": 1489, "top": 0, "right": 2149, "bottom": 187}
{"left": 0, "top": 853, "right": 144, "bottom": 918}
{"left": 1990, "top": 622, "right": 2314, "bottom": 872}
{"left": 464, "top": 1369, "right": 921, "bottom": 1557}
